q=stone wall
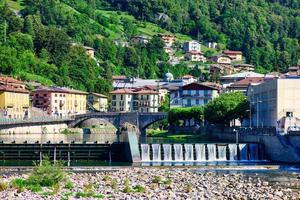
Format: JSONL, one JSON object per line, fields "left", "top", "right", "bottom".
{"left": 0, "top": 123, "right": 68, "bottom": 134}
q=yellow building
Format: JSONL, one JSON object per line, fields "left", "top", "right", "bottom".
{"left": 32, "top": 87, "right": 88, "bottom": 116}
{"left": 88, "top": 93, "right": 108, "bottom": 112}
{"left": 0, "top": 77, "right": 30, "bottom": 119}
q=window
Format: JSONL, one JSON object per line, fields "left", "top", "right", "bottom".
{"left": 196, "top": 99, "right": 199, "bottom": 105}
{"left": 55, "top": 100, "right": 57, "bottom": 103}
{"left": 112, "top": 95, "right": 116, "bottom": 100}
{"left": 112, "top": 101, "right": 116, "bottom": 106}
{"left": 55, "top": 94, "right": 58, "bottom": 97}
{"left": 43, "top": 94, "right": 47, "bottom": 97}
{"left": 120, "top": 95, "right": 123, "bottom": 100}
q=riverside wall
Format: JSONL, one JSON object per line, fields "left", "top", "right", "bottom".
{"left": 208, "top": 131, "right": 300, "bottom": 163}
{"left": 0, "top": 123, "right": 68, "bottom": 134}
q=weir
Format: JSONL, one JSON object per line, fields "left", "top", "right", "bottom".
{"left": 140, "top": 143, "right": 264, "bottom": 162}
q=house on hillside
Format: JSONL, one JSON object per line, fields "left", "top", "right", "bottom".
{"left": 159, "top": 34, "right": 176, "bottom": 47}
{"left": 205, "top": 41, "right": 218, "bottom": 49}
{"left": 130, "top": 35, "right": 150, "bottom": 45}
{"left": 185, "top": 51, "right": 206, "bottom": 62}
{"left": 223, "top": 50, "right": 243, "bottom": 61}
{"left": 209, "top": 54, "right": 232, "bottom": 64}
{"left": 183, "top": 40, "right": 201, "bottom": 53}
{"left": 209, "top": 64, "right": 235, "bottom": 76}
{"left": 233, "top": 64, "right": 254, "bottom": 72}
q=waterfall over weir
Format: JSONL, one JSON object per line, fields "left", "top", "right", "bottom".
{"left": 151, "top": 144, "right": 161, "bottom": 161}
{"left": 184, "top": 144, "right": 194, "bottom": 161}
{"left": 140, "top": 143, "right": 264, "bottom": 162}
{"left": 174, "top": 144, "right": 183, "bottom": 161}
{"left": 195, "top": 144, "right": 206, "bottom": 161}
{"left": 163, "top": 144, "right": 172, "bottom": 161}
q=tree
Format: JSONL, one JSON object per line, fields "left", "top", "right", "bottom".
{"left": 204, "top": 92, "right": 249, "bottom": 126}
{"left": 122, "top": 18, "right": 137, "bottom": 37}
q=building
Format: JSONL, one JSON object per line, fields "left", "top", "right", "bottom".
{"left": 83, "top": 46, "right": 95, "bottom": 59}
{"left": 183, "top": 40, "right": 201, "bottom": 53}
{"left": 247, "top": 78, "right": 300, "bottom": 132}
{"left": 205, "top": 42, "right": 218, "bottom": 49}
{"left": 209, "top": 54, "right": 232, "bottom": 64}
{"left": 220, "top": 71, "right": 274, "bottom": 89}
{"left": 209, "top": 64, "right": 235, "bottom": 76}
{"left": 130, "top": 35, "right": 150, "bottom": 45}
{"left": 170, "top": 82, "right": 219, "bottom": 108}
{"left": 285, "top": 65, "right": 300, "bottom": 77}
{"left": 233, "top": 64, "right": 255, "bottom": 72}
{"left": 185, "top": 51, "right": 206, "bottom": 62}
{"left": 223, "top": 50, "right": 243, "bottom": 61}
{"left": 88, "top": 93, "right": 108, "bottom": 112}
{"left": 113, "top": 39, "right": 129, "bottom": 47}
{"left": 32, "top": 87, "right": 88, "bottom": 117}
{"left": 0, "top": 76, "right": 30, "bottom": 119}
{"left": 159, "top": 34, "right": 176, "bottom": 47}
{"left": 226, "top": 77, "right": 265, "bottom": 94}
{"left": 110, "top": 88, "right": 159, "bottom": 112}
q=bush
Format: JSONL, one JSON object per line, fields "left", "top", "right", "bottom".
{"left": 11, "top": 178, "right": 26, "bottom": 193}
{"left": 152, "top": 176, "right": 162, "bottom": 183}
{"left": 0, "top": 181, "right": 8, "bottom": 192}
{"left": 64, "top": 180, "right": 74, "bottom": 190}
{"left": 27, "top": 157, "right": 66, "bottom": 187}
{"left": 133, "top": 185, "right": 145, "bottom": 193}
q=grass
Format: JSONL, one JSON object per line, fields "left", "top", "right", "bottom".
{"left": 0, "top": 180, "right": 8, "bottom": 192}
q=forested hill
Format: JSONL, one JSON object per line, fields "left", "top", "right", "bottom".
{"left": 0, "top": 0, "right": 300, "bottom": 94}
{"left": 107, "top": 0, "right": 300, "bottom": 72}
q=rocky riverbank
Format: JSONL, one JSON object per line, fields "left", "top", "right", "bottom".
{"left": 1, "top": 167, "right": 300, "bottom": 199}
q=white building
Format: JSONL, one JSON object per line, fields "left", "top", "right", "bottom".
{"left": 247, "top": 78, "right": 300, "bottom": 132}
{"left": 110, "top": 88, "right": 159, "bottom": 112}
{"left": 183, "top": 40, "right": 201, "bottom": 53}
{"left": 220, "top": 72, "right": 274, "bottom": 89}
{"left": 170, "top": 82, "right": 219, "bottom": 108}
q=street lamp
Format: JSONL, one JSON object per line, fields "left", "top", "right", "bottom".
{"left": 256, "top": 98, "right": 262, "bottom": 128}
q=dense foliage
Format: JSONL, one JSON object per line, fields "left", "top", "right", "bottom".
{"left": 107, "top": 0, "right": 300, "bottom": 72}
{"left": 168, "top": 106, "right": 204, "bottom": 126}
{"left": 204, "top": 92, "right": 249, "bottom": 126}
{"left": 168, "top": 92, "right": 249, "bottom": 126}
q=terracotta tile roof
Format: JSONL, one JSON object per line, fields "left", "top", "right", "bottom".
{"left": 34, "top": 86, "right": 88, "bottom": 95}
{"left": 110, "top": 89, "right": 135, "bottom": 94}
{"left": 229, "top": 77, "right": 265, "bottom": 88}
{"left": 0, "top": 76, "right": 24, "bottom": 84}
{"left": 223, "top": 50, "right": 243, "bottom": 55}
{"left": 110, "top": 88, "right": 159, "bottom": 94}
{"left": 112, "top": 75, "right": 127, "bottom": 80}
{"left": 0, "top": 85, "right": 29, "bottom": 93}
{"left": 90, "top": 92, "right": 108, "bottom": 98}
{"left": 182, "top": 74, "right": 194, "bottom": 78}
{"left": 187, "top": 51, "right": 203, "bottom": 55}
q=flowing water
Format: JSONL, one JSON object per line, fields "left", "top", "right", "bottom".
{"left": 217, "top": 145, "right": 227, "bottom": 161}
{"left": 195, "top": 144, "right": 206, "bottom": 161}
{"left": 163, "top": 144, "right": 172, "bottom": 161}
{"left": 151, "top": 144, "right": 161, "bottom": 161}
{"left": 207, "top": 144, "right": 217, "bottom": 161}
{"left": 141, "top": 144, "right": 150, "bottom": 161}
{"left": 174, "top": 144, "right": 183, "bottom": 161}
{"left": 228, "top": 144, "right": 238, "bottom": 161}
{"left": 184, "top": 144, "right": 194, "bottom": 161}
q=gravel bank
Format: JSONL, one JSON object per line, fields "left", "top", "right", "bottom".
{"left": 1, "top": 168, "right": 299, "bottom": 199}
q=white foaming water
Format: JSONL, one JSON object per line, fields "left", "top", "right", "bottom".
{"left": 207, "top": 144, "right": 216, "bottom": 161}
{"left": 217, "top": 145, "right": 227, "bottom": 161}
{"left": 151, "top": 144, "right": 161, "bottom": 161}
{"left": 195, "top": 144, "right": 206, "bottom": 161}
{"left": 163, "top": 144, "right": 172, "bottom": 161}
{"left": 174, "top": 144, "right": 183, "bottom": 161}
{"left": 239, "top": 144, "right": 248, "bottom": 160}
{"left": 228, "top": 144, "right": 238, "bottom": 161}
{"left": 184, "top": 144, "right": 194, "bottom": 161}
{"left": 141, "top": 144, "right": 150, "bottom": 161}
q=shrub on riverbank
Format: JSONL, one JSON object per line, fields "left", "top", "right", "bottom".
{"left": 27, "top": 157, "right": 66, "bottom": 187}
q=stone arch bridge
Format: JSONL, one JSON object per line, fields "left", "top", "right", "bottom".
{"left": 68, "top": 112, "right": 167, "bottom": 136}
